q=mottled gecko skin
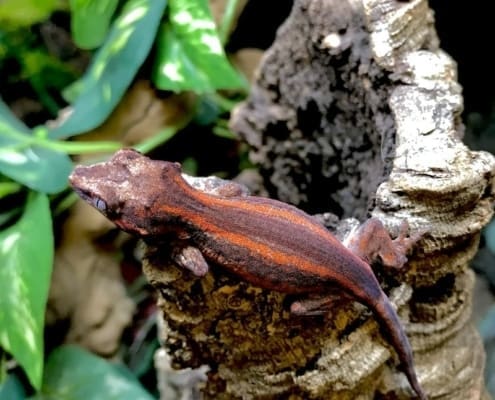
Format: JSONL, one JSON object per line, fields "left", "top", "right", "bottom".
{"left": 69, "top": 149, "right": 427, "bottom": 399}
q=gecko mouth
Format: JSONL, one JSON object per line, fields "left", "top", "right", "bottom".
{"left": 70, "top": 186, "right": 109, "bottom": 215}
{"left": 68, "top": 169, "right": 95, "bottom": 202}
{"left": 70, "top": 186, "right": 92, "bottom": 203}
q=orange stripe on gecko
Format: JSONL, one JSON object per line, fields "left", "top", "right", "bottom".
{"left": 157, "top": 202, "right": 340, "bottom": 281}
{"left": 171, "top": 173, "right": 341, "bottom": 245}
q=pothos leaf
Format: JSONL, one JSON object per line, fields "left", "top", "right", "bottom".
{"left": 153, "top": 0, "right": 247, "bottom": 93}
{"left": 49, "top": 0, "right": 167, "bottom": 139}
{"left": 0, "top": 192, "right": 53, "bottom": 389}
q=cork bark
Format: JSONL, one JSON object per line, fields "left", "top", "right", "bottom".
{"left": 144, "top": 0, "right": 495, "bottom": 398}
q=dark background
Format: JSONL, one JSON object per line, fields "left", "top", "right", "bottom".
{"left": 230, "top": 1, "right": 493, "bottom": 116}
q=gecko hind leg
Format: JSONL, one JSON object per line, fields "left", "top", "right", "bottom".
{"left": 347, "top": 218, "right": 425, "bottom": 270}
{"left": 290, "top": 291, "right": 353, "bottom": 316}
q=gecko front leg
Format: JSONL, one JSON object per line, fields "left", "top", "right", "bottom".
{"left": 171, "top": 242, "right": 209, "bottom": 277}
{"left": 170, "top": 174, "right": 250, "bottom": 276}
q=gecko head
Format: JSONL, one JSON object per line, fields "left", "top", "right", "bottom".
{"left": 69, "top": 149, "right": 183, "bottom": 237}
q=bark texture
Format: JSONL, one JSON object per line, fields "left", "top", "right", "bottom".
{"left": 144, "top": 0, "right": 495, "bottom": 398}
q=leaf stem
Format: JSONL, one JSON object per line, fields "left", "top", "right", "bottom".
{"left": 218, "top": 0, "right": 240, "bottom": 46}
{"left": 134, "top": 113, "right": 192, "bottom": 154}
{"left": 40, "top": 140, "right": 122, "bottom": 154}
{"left": 0, "top": 182, "right": 22, "bottom": 198}
{"left": 1, "top": 125, "right": 122, "bottom": 154}
{"left": 52, "top": 192, "right": 79, "bottom": 216}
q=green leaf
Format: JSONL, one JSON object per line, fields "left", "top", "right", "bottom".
{"left": 0, "top": 192, "right": 53, "bottom": 390}
{"left": 70, "top": 0, "right": 119, "bottom": 49}
{"left": 49, "top": 0, "right": 168, "bottom": 139}
{"left": 22, "top": 49, "right": 78, "bottom": 115}
{"left": 153, "top": 0, "right": 247, "bottom": 93}
{"left": 0, "top": 181, "right": 22, "bottom": 198}
{"left": 0, "top": 374, "right": 26, "bottom": 400}
{"left": 484, "top": 219, "right": 495, "bottom": 255}
{"left": 0, "top": 100, "right": 72, "bottom": 194}
{"left": 0, "top": 0, "right": 63, "bottom": 27}
{"left": 31, "top": 346, "right": 154, "bottom": 400}
{"left": 61, "top": 76, "right": 85, "bottom": 104}
{"left": 194, "top": 94, "right": 222, "bottom": 125}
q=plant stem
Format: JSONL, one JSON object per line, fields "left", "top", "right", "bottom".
{"left": 218, "top": 0, "right": 240, "bottom": 46}
{"left": 134, "top": 113, "right": 192, "bottom": 154}
{"left": 40, "top": 140, "right": 122, "bottom": 154}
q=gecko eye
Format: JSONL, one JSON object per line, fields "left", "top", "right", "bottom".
{"left": 93, "top": 197, "right": 107, "bottom": 212}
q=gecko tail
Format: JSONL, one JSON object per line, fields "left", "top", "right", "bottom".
{"left": 372, "top": 293, "right": 427, "bottom": 400}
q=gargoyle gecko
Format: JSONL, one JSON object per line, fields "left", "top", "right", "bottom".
{"left": 69, "top": 149, "right": 426, "bottom": 399}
